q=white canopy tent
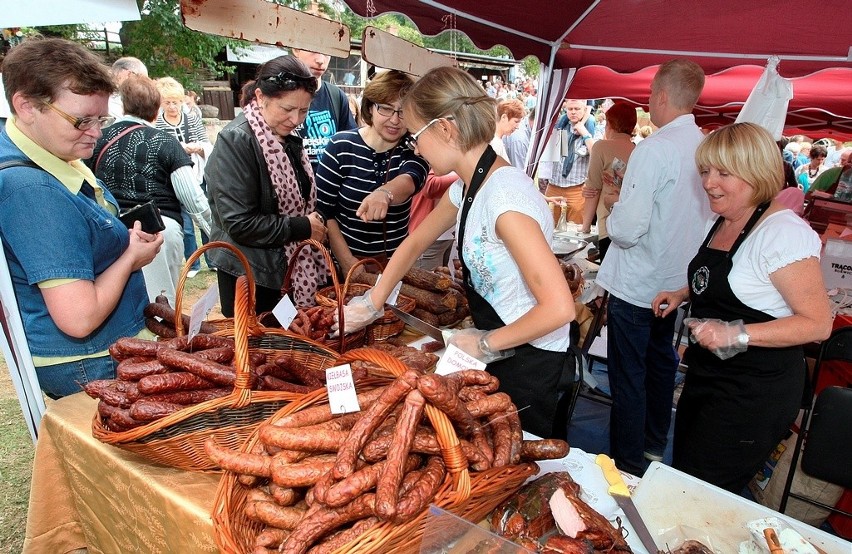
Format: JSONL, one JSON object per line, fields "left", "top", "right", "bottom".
{"left": 0, "top": 0, "right": 140, "bottom": 27}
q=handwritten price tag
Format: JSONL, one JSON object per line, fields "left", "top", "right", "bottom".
{"left": 326, "top": 364, "right": 360, "bottom": 414}
{"left": 436, "top": 343, "right": 486, "bottom": 375}
{"left": 188, "top": 284, "right": 219, "bottom": 339}
{"left": 271, "top": 295, "right": 298, "bottom": 329}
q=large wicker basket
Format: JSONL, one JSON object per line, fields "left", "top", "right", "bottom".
{"left": 92, "top": 274, "right": 304, "bottom": 471}
{"left": 211, "top": 347, "right": 538, "bottom": 553}
{"left": 281, "top": 239, "right": 366, "bottom": 353}
{"left": 315, "top": 257, "right": 416, "bottom": 344}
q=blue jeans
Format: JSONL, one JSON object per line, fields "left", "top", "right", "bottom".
{"left": 606, "top": 295, "right": 678, "bottom": 475}
{"left": 181, "top": 210, "right": 202, "bottom": 271}
{"left": 37, "top": 355, "right": 118, "bottom": 399}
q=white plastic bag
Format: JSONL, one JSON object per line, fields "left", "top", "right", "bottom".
{"left": 735, "top": 56, "right": 793, "bottom": 140}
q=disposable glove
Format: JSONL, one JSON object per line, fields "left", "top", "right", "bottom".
{"left": 331, "top": 289, "right": 383, "bottom": 336}
{"left": 444, "top": 328, "right": 515, "bottom": 364}
{"left": 685, "top": 318, "right": 749, "bottom": 360}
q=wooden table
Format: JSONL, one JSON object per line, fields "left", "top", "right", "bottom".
{"left": 24, "top": 393, "right": 220, "bottom": 553}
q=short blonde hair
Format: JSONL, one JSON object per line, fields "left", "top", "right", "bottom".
{"left": 695, "top": 122, "right": 783, "bottom": 205}
{"left": 654, "top": 59, "right": 705, "bottom": 111}
{"left": 402, "top": 66, "right": 496, "bottom": 153}
{"left": 155, "top": 76, "right": 185, "bottom": 102}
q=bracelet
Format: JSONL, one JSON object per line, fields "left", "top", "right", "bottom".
{"left": 376, "top": 188, "right": 394, "bottom": 203}
{"left": 478, "top": 331, "right": 497, "bottom": 357}
{"left": 582, "top": 134, "right": 592, "bottom": 140}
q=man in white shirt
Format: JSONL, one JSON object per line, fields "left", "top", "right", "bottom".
{"left": 595, "top": 59, "right": 710, "bottom": 476}
{"left": 107, "top": 57, "right": 148, "bottom": 119}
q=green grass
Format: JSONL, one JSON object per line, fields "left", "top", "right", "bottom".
{"left": 0, "top": 385, "right": 34, "bottom": 554}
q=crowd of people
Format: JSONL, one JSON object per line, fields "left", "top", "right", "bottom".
{"left": 1, "top": 36, "right": 847, "bottom": 499}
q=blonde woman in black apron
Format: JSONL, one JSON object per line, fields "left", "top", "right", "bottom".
{"left": 338, "top": 67, "right": 576, "bottom": 439}
{"left": 653, "top": 123, "right": 831, "bottom": 493}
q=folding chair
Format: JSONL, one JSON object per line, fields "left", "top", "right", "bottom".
{"left": 779, "top": 326, "right": 852, "bottom": 516}
{"left": 0, "top": 238, "right": 46, "bottom": 443}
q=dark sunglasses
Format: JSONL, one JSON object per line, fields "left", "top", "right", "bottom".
{"left": 264, "top": 71, "right": 317, "bottom": 91}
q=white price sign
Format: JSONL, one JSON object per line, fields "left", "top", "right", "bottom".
{"left": 436, "top": 343, "right": 486, "bottom": 375}
{"left": 271, "top": 295, "right": 298, "bottom": 329}
{"left": 325, "top": 364, "right": 360, "bottom": 414}
{"left": 188, "top": 284, "right": 219, "bottom": 339}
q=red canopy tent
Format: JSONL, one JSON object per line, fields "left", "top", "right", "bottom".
{"left": 341, "top": 0, "right": 852, "bottom": 168}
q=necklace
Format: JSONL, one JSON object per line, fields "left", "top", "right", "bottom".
{"left": 808, "top": 166, "right": 820, "bottom": 178}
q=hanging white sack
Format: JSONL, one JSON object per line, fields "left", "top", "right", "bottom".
{"left": 735, "top": 56, "right": 793, "bottom": 140}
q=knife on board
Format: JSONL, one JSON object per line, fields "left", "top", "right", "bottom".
{"left": 387, "top": 304, "right": 449, "bottom": 345}
{"left": 595, "top": 454, "right": 660, "bottom": 553}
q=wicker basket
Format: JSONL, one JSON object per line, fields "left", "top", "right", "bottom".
{"left": 92, "top": 274, "right": 303, "bottom": 471}
{"left": 171, "top": 240, "right": 251, "bottom": 335}
{"left": 281, "top": 239, "right": 366, "bottom": 353}
{"left": 315, "top": 257, "right": 416, "bottom": 344}
{"left": 211, "top": 347, "right": 538, "bottom": 554}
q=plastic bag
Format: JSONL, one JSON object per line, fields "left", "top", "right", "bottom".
{"left": 735, "top": 56, "right": 793, "bottom": 140}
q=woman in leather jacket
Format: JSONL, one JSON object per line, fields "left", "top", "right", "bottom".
{"left": 205, "top": 56, "right": 327, "bottom": 316}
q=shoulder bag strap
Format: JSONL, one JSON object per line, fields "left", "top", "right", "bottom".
{"left": 94, "top": 124, "right": 145, "bottom": 174}
{"left": 0, "top": 159, "right": 40, "bottom": 171}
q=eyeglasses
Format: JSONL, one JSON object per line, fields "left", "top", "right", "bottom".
{"left": 404, "top": 116, "right": 454, "bottom": 151}
{"left": 44, "top": 102, "right": 115, "bottom": 131}
{"left": 264, "top": 71, "right": 317, "bottom": 90}
{"left": 374, "top": 104, "right": 404, "bottom": 120}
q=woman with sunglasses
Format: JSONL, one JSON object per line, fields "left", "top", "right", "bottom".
{"left": 205, "top": 56, "right": 328, "bottom": 316}
{"left": 339, "top": 67, "right": 576, "bottom": 439}
{"left": 315, "top": 70, "right": 429, "bottom": 275}
{"left": 0, "top": 38, "right": 162, "bottom": 398}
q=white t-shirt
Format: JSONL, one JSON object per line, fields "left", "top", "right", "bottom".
{"left": 450, "top": 166, "right": 571, "bottom": 352}
{"left": 712, "top": 209, "right": 821, "bottom": 318}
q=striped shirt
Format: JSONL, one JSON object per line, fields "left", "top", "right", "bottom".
{"left": 315, "top": 130, "right": 429, "bottom": 258}
{"left": 155, "top": 112, "right": 209, "bottom": 145}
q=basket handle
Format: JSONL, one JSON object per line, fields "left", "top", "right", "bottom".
{"left": 173, "top": 241, "right": 256, "bottom": 336}
{"left": 281, "top": 239, "right": 349, "bottom": 353}
{"left": 341, "top": 257, "right": 385, "bottom": 300}
{"left": 225, "top": 275, "right": 254, "bottom": 408}
{"left": 335, "top": 348, "right": 471, "bottom": 505}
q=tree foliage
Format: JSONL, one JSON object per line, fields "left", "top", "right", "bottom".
{"left": 119, "top": 0, "right": 239, "bottom": 91}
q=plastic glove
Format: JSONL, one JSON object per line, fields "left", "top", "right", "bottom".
{"left": 331, "top": 289, "right": 383, "bottom": 336}
{"left": 444, "top": 328, "right": 515, "bottom": 364}
{"left": 685, "top": 318, "right": 749, "bottom": 360}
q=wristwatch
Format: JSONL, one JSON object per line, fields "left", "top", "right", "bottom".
{"left": 736, "top": 330, "right": 751, "bottom": 347}
{"left": 478, "top": 331, "right": 497, "bottom": 357}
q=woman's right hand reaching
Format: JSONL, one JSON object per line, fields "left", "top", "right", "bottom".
{"left": 308, "top": 212, "right": 327, "bottom": 243}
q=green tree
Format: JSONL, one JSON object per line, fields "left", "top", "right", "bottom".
{"left": 521, "top": 56, "right": 541, "bottom": 78}
{"left": 119, "top": 0, "right": 239, "bottom": 90}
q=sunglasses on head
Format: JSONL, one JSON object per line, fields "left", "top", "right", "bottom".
{"left": 264, "top": 71, "right": 316, "bottom": 89}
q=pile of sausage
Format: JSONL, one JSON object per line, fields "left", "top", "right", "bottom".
{"left": 559, "top": 261, "right": 585, "bottom": 300}
{"left": 205, "top": 369, "right": 569, "bottom": 554}
{"left": 87, "top": 335, "right": 348, "bottom": 431}
{"left": 350, "top": 265, "right": 471, "bottom": 329}
{"left": 286, "top": 306, "right": 338, "bottom": 342}
{"left": 143, "top": 294, "right": 219, "bottom": 339}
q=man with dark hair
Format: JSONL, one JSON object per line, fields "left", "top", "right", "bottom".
{"left": 596, "top": 59, "right": 711, "bottom": 476}
{"left": 290, "top": 49, "right": 357, "bottom": 170}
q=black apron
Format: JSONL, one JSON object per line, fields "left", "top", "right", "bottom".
{"left": 674, "top": 202, "right": 805, "bottom": 492}
{"left": 456, "top": 146, "right": 574, "bottom": 439}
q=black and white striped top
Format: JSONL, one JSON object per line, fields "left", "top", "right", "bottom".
{"left": 315, "top": 130, "right": 429, "bottom": 258}
{"left": 155, "top": 111, "right": 208, "bottom": 145}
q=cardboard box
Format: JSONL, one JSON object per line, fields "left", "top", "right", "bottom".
{"left": 821, "top": 238, "right": 852, "bottom": 289}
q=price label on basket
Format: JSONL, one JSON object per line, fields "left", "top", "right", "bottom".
{"left": 325, "top": 364, "right": 360, "bottom": 414}
{"left": 271, "top": 295, "right": 298, "bottom": 329}
{"left": 375, "top": 273, "right": 403, "bottom": 306}
{"left": 436, "top": 344, "right": 486, "bottom": 375}
{"left": 188, "top": 284, "right": 219, "bottom": 339}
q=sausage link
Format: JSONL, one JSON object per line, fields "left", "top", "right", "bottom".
{"left": 129, "top": 399, "right": 185, "bottom": 421}
{"left": 272, "top": 387, "right": 386, "bottom": 429}
{"left": 488, "top": 411, "right": 513, "bottom": 467}
{"left": 270, "top": 454, "right": 337, "bottom": 488}
{"left": 259, "top": 424, "right": 346, "bottom": 452}
{"left": 111, "top": 337, "right": 162, "bottom": 359}
{"left": 137, "top": 372, "right": 216, "bottom": 395}
{"left": 204, "top": 438, "right": 272, "bottom": 477}
{"left": 269, "top": 485, "right": 302, "bottom": 507}
{"left": 305, "top": 516, "right": 379, "bottom": 554}
{"left": 116, "top": 358, "right": 169, "bottom": 381}
{"left": 391, "top": 455, "right": 446, "bottom": 524}
{"left": 97, "top": 400, "right": 144, "bottom": 430}
{"left": 195, "top": 346, "right": 235, "bottom": 364}
{"left": 464, "top": 392, "right": 514, "bottom": 418}
{"left": 332, "top": 373, "right": 417, "bottom": 480}
{"left": 255, "top": 527, "right": 289, "bottom": 549}
{"left": 145, "top": 317, "right": 178, "bottom": 338}
{"left": 279, "top": 494, "right": 377, "bottom": 554}
{"left": 321, "top": 454, "right": 420, "bottom": 509}
{"left": 375, "top": 390, "right": 426, "bottom": 519}
{"left": 417, "top": 373, "right": 476, "bottom": 435}
{"left": 259, "top": 375, "right": 318, "bottom": 394}
{"left": 140, "top": 387, "right": 231, "bottom": 405}
{"left": 273, "top": 355, "right": 324, "bottom": 387}
{"left": 157, "top": 348, "right": 245, "bottom": 387}
{"left": 520, "top": 439, "right": 570, "bottom": 461}
{"left": 245, "top": 501, "right": 307, "bottom": 530}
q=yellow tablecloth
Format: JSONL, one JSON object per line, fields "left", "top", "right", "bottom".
{"left": 24, "top": 392, "right": 221, "bottom": 553}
